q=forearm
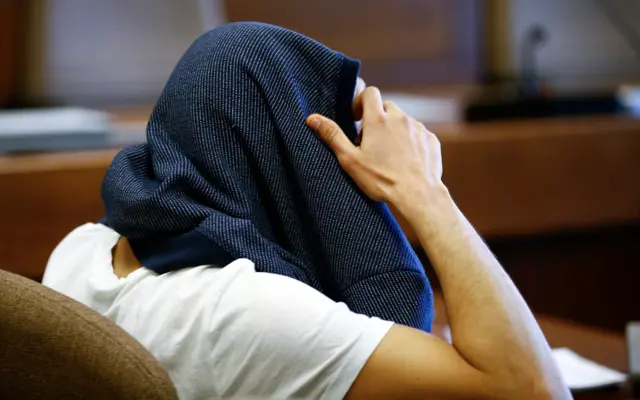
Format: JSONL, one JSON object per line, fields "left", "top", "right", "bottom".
{"left": 395, "top": 185, "right": 569, "bottom": 398}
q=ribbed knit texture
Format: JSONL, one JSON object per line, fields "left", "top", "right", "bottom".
{"left": 102, "top": 22, "right": 433, "bottom": 331}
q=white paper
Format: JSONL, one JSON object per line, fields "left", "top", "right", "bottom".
{"left": 552, "top": 348, "right": 627, "bottom": 390}
{"left": 0, "top": 108, "right": 110, "bottom": 136}
{"left": 382, "top": 93, "right": 463, "bottom": 124}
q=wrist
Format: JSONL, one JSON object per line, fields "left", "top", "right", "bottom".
{"left": 389, "top": 182, "right": 460, "bottom": 238}
{"left": 390, "top": 181, "right": 453, "bottom": 217}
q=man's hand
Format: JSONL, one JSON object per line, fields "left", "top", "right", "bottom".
{"left": 306, "top": 85, "right": 571, "bottom": 400}
{"left": 306, "top": 87, "right": 445, "bottom": 211}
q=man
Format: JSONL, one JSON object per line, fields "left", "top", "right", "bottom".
{"left": 43, "top": 23, "right": 570, "bottom": 399}
{"left": 309, "top": 87, "right": 570, "bottom": 399}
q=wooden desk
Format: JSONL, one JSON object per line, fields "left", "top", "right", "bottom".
{"left": 4, "top": 115, "right": 637, "bottom": 237}
{"left": 0, "top": 149, "right": 117, "bottom": 279}
{"left": 1, "top": 115, "right": 638, "bottom": 331}
{"left": 433, "top": 295, "right": 633, "bottom": 399}
{"left": 433, "top": 116, "right": 640, "bottom": 237}
{"left": 0, "top": 1, "right": 27, "bottom": 107}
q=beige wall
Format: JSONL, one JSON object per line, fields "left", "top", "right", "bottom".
{"left": 25, "top": 0, "right": 216, "bottom": 105}
{"left": 489, "top": 0, "right": 640, "bottom": 94}
{"left": 24, "top": 0, "right": 640, "bottom": 105}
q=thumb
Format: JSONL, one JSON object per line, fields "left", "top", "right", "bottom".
{"left": 306, "top": 114, "right": 355, "bottom": 155}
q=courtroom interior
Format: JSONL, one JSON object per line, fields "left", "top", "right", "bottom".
{"left": 1, "top": 1, "right": 639, "bottom": 399}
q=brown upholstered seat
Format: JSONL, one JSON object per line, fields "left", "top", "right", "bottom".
{"left": 0, "top": 269, "right": 178, "bottom": 399}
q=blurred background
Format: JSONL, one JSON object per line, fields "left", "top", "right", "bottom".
{"left": 0, "top": 1, "right": 639, "bottom": 394}
{"left": 2, "top": 0, "right": 640, "bottom": 115}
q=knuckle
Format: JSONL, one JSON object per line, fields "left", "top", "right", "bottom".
{"left": 410, "top": 118, "right": 425, "bottom": 129}
{"left": 373, "top": 112, "right": 387, "bottom": 124}
{"left": 428, "top": 132, "right": 441, "bottom": 148}
{"left": 400, "top": 113, "right": 412, "bottom": 126}
{"left": 324, "top": 125, "right": 339, "bottom": 144}
{"left": 338, "top": 151, "right": 357, "bottom": 168}
{"left": 366, "top": 86, "right": 381, "bottom": 96}
{"left": 389, "top": 111, "right": 411, "bottom": 128}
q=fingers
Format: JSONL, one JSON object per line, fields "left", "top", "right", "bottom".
{"left": 360, "top": 87, "right": 385, "bottom": 120}
{"left": 383, "top": 100, "right": 403, "bottom": 114}
{"left": 354, "top": 85, "right": 403, "bottom": 123}
{"left": 354, "top": 77, "right": 366, "bottom": 98}
{"left": 306, "top": 114, "right": 356, "bottom": 156}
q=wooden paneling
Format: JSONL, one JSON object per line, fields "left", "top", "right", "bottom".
{"left": 22, "top": 0, "right": 204, "bottom": 106}
{"left": 421, "top": 225, "right": 640, "bottom": 332}
{"left": 1, "top": 116, "right": 638, "bottom": 333}
{"left": 224, "top": 0, "right": 482, "bottom": 87}
{"left": 0, "top": 151, "right": 115, "bottom": 279}
{"left": 435, "top": 116, "right": 640, "bottom": 236}
{"left": 491, "top": 226, "right": 640, "bottom": 332}
{"left": 0, "top": 1, "right": 27, "bottom": 107}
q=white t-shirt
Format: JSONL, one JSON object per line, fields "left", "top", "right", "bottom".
{"left": 43, "top": 223, "right": 393, "bottom": 399}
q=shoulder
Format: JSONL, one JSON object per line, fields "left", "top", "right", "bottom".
{"left": 128, "top": 264, "right": 394, "bottom": 399}
{"left": 42, "top": 223, "right": 119, "bottom": 287}
{"left": 219, "top": 270, "right": 394, "bottom": 398}
{"left": 48, "top": 223, "right": 118, "bottom": 260}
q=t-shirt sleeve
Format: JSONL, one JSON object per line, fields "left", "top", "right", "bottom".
{"left": 206, "top": 268, "right": 394, "bottom": 399}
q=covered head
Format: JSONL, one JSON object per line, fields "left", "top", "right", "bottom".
{"left": 102, "top": 22, "right": 433, "bottom": 331}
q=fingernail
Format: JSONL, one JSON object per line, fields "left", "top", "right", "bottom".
{"left": 307, "top": 117, "right": 321, "bottom": 130}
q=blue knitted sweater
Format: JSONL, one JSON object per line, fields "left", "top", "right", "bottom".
{"left": 102, "top": 22, "right": 434, "bottom": 331}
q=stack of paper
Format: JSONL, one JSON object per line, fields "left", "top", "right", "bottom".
{"left": 382, "top": 92, "right": 464, "bottom": 124}
{"left": 0, "top": 107, "right": 111, "bottom": 154}
{"left": 552, "top": 348, "right": 627, "bottom": 391}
